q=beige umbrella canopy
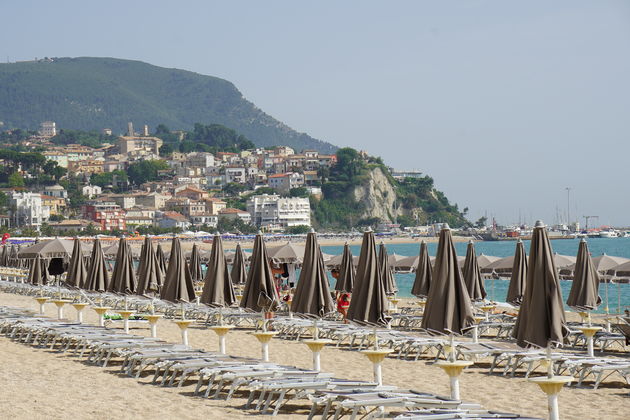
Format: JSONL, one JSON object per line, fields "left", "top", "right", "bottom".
{"left": 553, "top": 253, "right": 576, "bottom": 269}
{"left": 240, "top": 233, "right": 279, "bottom": 312}
{"left": 346, "top": 229, "right": 389, "bottom": 326}
{"left": 161, "top": 237, "right": 196, "bottom": 303}
{"left": 506, "top": 239, "right": 527, "bottom": 306}
{"left": 65, "top": 238, "right": 88, "bottom": 288}
{"left": 200, "top": 234, "right": 236, "bottom": 307}
{"left": 378, "top": 243, "right": 398, "bottom": 295}
{"left": 326, "top": 253, "right": 359, "bottom": 268}
{"left": 513, "top": 221, "right": 567, "bottom": 348}
{"left": 566, "top": 239, "right": 601, "bottom": 311}
{"left": 291, "top": 231, "right": 335, "bottom": 316}
{"left": 421, "top": 226, "right": 474, "bottom": 335}
{"left": 103, "top": 242, "right": 141, "bottom": 259}
{"left": 108, "top": 238, "right": 136, "bottom": 294}
{"left": 395, "top": 254, "right": 419, "bottom": 272}
{"left": 462, "top": 241, "right": 486, "bottom": 301}
{"left": 411, "top": 241, "right": 432, "bottom": 298}
{"left": 483, "top": 255, "right": 517, "bottom": 274}
{"left": 267, "top": 242, "right": 305, "bottom": 264}
{"left": 19, "top": 238, "right": 76, "bottom": 259}
{"left": 334, "top": 243, "right": 356, "bottom": 293}
{"left": 477, "top": 254, "right": 501, "bottom": 269}
{"left": 571, "top": 254, "right": 630, "bottom": 275}
{"left": 84, "top": 239, "right": 109, "bottom": 292}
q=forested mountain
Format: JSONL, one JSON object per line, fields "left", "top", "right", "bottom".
{"left": 0, "top": 57, "right": 336, "bottom": 153}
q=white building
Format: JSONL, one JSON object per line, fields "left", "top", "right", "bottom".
{"left": 43, "top": 184, "right": 68, "bottom": 199}
{"left": 10, "top": 192, "right": 50, "bottom": 229}
{"left": 246, "top": 194, "right": 310, "bottom": 228}
{"left": 267, "top": 172, "right": 304, "bottom": 193}
{"left": 225, "top": 167, "right": 246, "bottom": 184}
{"left": 82, "top": 184, "right": 102, "bottom": 199}
{"left": 39, "top": 121, "right": 57, "bottom": 137}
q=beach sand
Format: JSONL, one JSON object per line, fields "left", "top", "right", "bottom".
{"left": 0, "top": 292, "right": 627, "bottom": 419}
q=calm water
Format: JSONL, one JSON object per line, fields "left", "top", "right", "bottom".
{"left": 320, "top": 237, "right": 630, "bottom": 314}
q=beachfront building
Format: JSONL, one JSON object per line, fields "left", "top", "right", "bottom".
{"left": 218, "top": 208, "right": 251, "bottom": 224}
{"left": 82, "top": 201, "right": 126, "bottom": 231}
{"left": 9, "top": 192, "right": 50, "bottom": 229}
{"left": 246, "top": 194, "right": 311, "bottom": 229}
{"left": 189, "top": 214, "right": 218, "bottom": 227}
{"left": 48, "top": 219, "right": 93, "bottom": 233}
{"left": 155, "top": 211, "right": 191, "bottom": 230}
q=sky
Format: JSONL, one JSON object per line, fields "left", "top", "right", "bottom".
{"left": 2, "top": 1, "right": 629, "bottom": 226}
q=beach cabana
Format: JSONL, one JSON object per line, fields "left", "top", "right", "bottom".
{"left": 290, "top": 230, "right": 334, "bottom": 316}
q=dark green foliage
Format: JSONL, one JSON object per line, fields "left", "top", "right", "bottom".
{"left": 127, "top": 160, "right": 169, "bottom": 185}
{"left": 288, "top": 187, "right": 309, "bottom": 198}
{"left": 0, "top": 57, "right": 336, "bottom": 153}
{"left": 217, "top": 217, "right": 257, "bottom": 234}
{"left": 90, "top": 170, "right": 127, "bottom": 188}
{"left": 50, "top": 129, "right": 117, "bottom": 148}
{"left": 285, "top": 225, "right": 311, "bottom": 234}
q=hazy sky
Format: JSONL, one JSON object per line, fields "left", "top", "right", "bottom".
{"left": 2, "top": 1, "right": 629, "bottom": 226}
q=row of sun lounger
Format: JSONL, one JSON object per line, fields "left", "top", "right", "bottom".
{"left": 0, "top": 306, "right": 542, "bottom": 419}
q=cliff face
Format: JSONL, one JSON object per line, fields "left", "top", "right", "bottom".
{"left": 352, "top": 166, "right": 402, "bottom": 222}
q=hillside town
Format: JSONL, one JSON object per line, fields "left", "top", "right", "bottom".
{"left": 1, "top": 121, "right": 339, "bottom": 235}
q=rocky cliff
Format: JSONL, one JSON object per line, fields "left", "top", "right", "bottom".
{"left": 352, "top": 166, "right": 402, "bottom": 222}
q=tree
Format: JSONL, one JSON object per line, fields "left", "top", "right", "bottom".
{"left": 289, "top": 187, "right": 309, "bottom": 198}
{"left": 159, "top": 143, "right": 174, "bottom": 157}
{"left": 127, "top": 160, "right": 169, "bottom": 185}
{"left": 474, "top": 216, "right": 488, "bottom": 228}
{"left": 8, "top": 172, "right": 24, "bottom": 188}
{"left": 285, "top": 225, "right": 311, "bottom": 234}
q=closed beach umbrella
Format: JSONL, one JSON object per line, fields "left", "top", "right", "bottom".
{"left": 1, "top": 245, "right": 8, "bottom": 266}
{"left": 291, "top": 230, "right": 335, "bottom": 316}
{"left": 200, "top": 233, "right": 236, "bottom": 307}
{"left": 334, "top": 243, "right": 355, "bottom": 293}
{"left": 506, "top": 239, "right": 527, "bottom": 306}
{"left": 421, "top": 225, "right": 474, "bottom": 335}
{"left": 566, "top": 239, "right": 601, "bottom": 311}
{"left": 84, "top": 239, "right": 109, "bottom": 292}
{"left": 137, "top": 237, "right": 148, "bottom": 277}
{"left": 462, "top": 241, "right": 487, "bottom": 301}
{"left": 411, "top": 241, "right": 432, "bottom": 298}
{"left": 28, "top": 253, "right": 48, "bottom": 286}
{"left": 66, "top": 238, "right": 88, "bottom": 288}
{"left": 346, "top": 229, "right": 389, "bottom": 325}
{"left": 108, "top": 238, "right": 136, "bottom": 294}
{"left": 378, "top": 243, "right": 398, "bottom": 295}
{"left": 136, "top": 238, "right": 162, "bottom": 296}
{"left": 156, "top": 243, "right": 167, "bottom": 279}
{"left": 161, "top": 237, "right": 195, "bottom": 303}
{"left": 230, "top": 243, "right": 248, "bottom": 285}
{"left": 513, "top": 221, "right": 567, "bottom": 348}
{"left": 239, "top": 233, "right": 279, "bottom": 312}
{"left": 189, "top": 243, "right": 203, "bottom": 282}
{"left": 8, "top": 245, "right": 18, "bottom": 268}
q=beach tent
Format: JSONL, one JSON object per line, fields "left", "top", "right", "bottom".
{"left": 291, "top": 230, "right": 335, "bottom": 316}
{"left": 506, "top": 239, "right": 527, "bottom": 306}
{"left": 84, "top": 239, "right": 109, "bottom": 292}
{"left": 378, "top": 243, "right": 398, "bottom": 295}
{"left": 421, "top": 225, "right": 474, "bottom": 335}
{"left": 200, "top": 233, "right": 236, "bottom": 307}
{"left": 108, "top": 238, "right": 136, "bottom": 294}
{"left": 136, "top": 237, "right": 162, "bottom": 296}
{"left": 334, "top": 243, "right": 355, "bottom": 293}
{"left": 346, "top": 229, "right": 389, "bottom": 326}
{"left": 161, "top": 237, "right": 196, "bottom": 303}
{"left": 462, "top": 241, "right": 487, "bottom": 301}
{"left": 65, "top": 238, "right": 88, "bottom": 288}
{"left": 239, "top": 232, "right": 279, "bottom": 312}
{"left": 189, "top": 243, "right": 204, "bottom": 282}
{"left": 513, "top": 221, "right": 567, "bottom": 348}
{"left": 566, "top": 239, "right": 601, "bottom": 311}
{"left": 229, "top": 243, "right": 248, "bottom": 285}
{"left": 411, "top": 241, "right": 432, "bottom": 298}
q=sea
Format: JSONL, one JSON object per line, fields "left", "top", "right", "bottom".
{"left": 319, "top": 237, "right": 630, "bottom": 314}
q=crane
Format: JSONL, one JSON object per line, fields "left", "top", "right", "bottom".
{"left": 583, "top": 215, "right": 599, "bottom": 230}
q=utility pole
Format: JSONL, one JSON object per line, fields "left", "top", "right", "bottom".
{"left": 565, "top": 187, "right": 572, "bottom": 229}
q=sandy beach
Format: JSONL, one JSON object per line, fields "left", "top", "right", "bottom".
{"left": 0, "top": 292, "right": 627, "bottom": 420}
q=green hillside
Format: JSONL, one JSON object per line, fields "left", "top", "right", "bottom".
{"left": 0, "top": 57, "right": 336, "bottom": 153}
